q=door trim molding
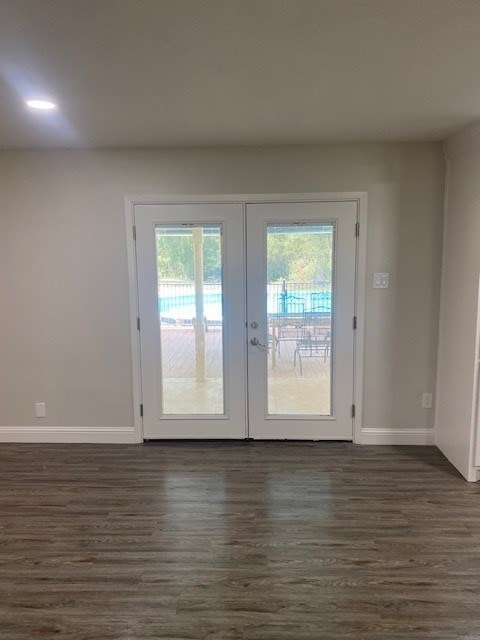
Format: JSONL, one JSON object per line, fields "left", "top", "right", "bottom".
{"left": 125, "top": 192, "right": 367, "bottom": 443}
{"left": 125, "top": 200, "right": 144, "bottom": 443}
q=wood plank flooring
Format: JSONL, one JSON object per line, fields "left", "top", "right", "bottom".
{"left": 0, "top": 442, "right": 479, "bottom": 639}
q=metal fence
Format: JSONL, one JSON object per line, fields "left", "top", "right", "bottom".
{"left": 157, "top": 280, "right": 332, "bottom": 323}
{"left": 158, "top": 282, "right": 221, "bottom": 313}
{"left": 267, "top": 280, "right": 332, "bottom": 314}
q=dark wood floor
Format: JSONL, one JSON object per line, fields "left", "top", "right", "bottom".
{"left": 1, "top": 442, "right": 479, "bottom": 639}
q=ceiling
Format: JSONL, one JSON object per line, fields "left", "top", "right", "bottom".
{"left": 1, "top": 0, "right": 480, "bottom": 149}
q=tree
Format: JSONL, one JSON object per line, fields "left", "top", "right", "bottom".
{"left": 155, "top": 227, "right": 333, "bottom": 285}
{"left": 267, "top": 229, "right": 332, "bottom": 283}
{"left": 156, "top": 230, "right": 222, "bottom": 282}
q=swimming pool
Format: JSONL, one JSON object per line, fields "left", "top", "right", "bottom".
{"left": 159, "top": 291, "right": 331, "bottom": 324}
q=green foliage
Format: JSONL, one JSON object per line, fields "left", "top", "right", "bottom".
{"left": 156, "top": 228, "right": 332, "bottom": 284}
{"left": 202, "top": 236, "right": 221, "bottom": 282}
{"left": 156, "top": 232, "right": 222, "bottom": 282}
{"left": 156, "top": 235, "right": 191, "bottom": 280}
{"left": 267, "top": 231, "right": 332, "bottom": 283}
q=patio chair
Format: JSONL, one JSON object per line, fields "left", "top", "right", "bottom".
{"left": 293, "top": 310, "right": 331, "bottom": 375}
{"left": 275, "top": 295, "right": 305, "bottom": 355}
{"left": 310, "top": 290, "right": 331, "bottom": 313}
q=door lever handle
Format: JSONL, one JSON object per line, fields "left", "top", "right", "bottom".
{"left": 250, "top": 337, "right": 266, "bottom": 348}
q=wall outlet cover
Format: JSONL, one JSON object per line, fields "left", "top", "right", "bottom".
{"left": 422, "top": 393, "right": 433, "bottom": 409}
{"left": 35, "top": 402, "right": 46, "bottom": 418}
{"left": 373, "top": 273, "right": 389, "bottom": 288}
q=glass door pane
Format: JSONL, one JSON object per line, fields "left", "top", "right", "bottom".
{"left": 156, "top": 225, "right": 224, "bottom": 415}
{"left": 267, "top": 223, "right": 334, "bottom": 416}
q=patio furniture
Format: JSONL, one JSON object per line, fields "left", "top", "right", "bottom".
{"left": 275, "top": 295, "right": 306, "bottom": 355}
{"left": 293, "top": 310, "right": 331, "bottom": 375}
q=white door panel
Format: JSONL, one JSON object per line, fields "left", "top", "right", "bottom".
{"left": 135, "top": 200, "right": 356, "bottom": 440}
{"left": 246, "top": 201, "right": 356, "bottom": 439}
{"left": 135, "top": 203, "right": 246, "bottom": 438}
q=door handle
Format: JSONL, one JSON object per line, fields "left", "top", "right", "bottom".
{"left": 250, "top": 337, "right": 266, "bottom": 348}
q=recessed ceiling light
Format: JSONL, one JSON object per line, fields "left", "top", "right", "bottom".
{"left": 26, "top": 99, "right": 57, "bottom": 110}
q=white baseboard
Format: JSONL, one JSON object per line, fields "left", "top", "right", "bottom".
{"left": 361, "top": 428, "right": 435, "bottom": 445}
{"left": 0, "top": 426, "right": 139, "bottom": 444}
{"left": 467, "top": 467, "right": 480, "bottom": 482}
{"left": 0, "top": 426, "right": 434, "bottom": 446}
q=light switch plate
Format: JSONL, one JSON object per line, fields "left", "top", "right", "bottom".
{"left": 373, "top": 273, "right": 389, "bottom": 288}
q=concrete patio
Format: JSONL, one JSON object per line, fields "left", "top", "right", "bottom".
{"left": 159, "top": 325, "right": 331, "bottom": 415}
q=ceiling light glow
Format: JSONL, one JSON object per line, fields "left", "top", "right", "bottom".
{"left": 26, "top": 99, "right": 57, "bottom": 110}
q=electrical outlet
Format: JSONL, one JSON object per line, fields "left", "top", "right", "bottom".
{"left": 422, "top": 393, "right": 433, "bottom": 409}
{"left": 373, "top": 273, "right": 389, "bottom": 289}
{"left": 35, "top": 402, "right": 46, "bottom": 418}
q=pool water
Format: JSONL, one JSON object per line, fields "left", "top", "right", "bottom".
{"left": 159, "top": 292, "right": 331, "bottom": 324}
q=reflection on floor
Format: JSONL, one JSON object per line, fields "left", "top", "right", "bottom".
{"left": 159, "top": 325, "right": 330, "bottom": 415}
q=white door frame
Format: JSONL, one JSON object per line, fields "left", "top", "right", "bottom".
{"left": 125, "top": 192, "right": 367, "bottom": 444}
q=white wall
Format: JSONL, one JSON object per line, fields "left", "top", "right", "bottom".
{"left": 437, "top": 125, "right": 480, "bottom": 481}
{"left": 0, "top": 144, "right": 444, "bottom": 441}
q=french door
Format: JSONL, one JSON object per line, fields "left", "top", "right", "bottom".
{"left": 134, "top": 200, "right": 357, "bottom": 440}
